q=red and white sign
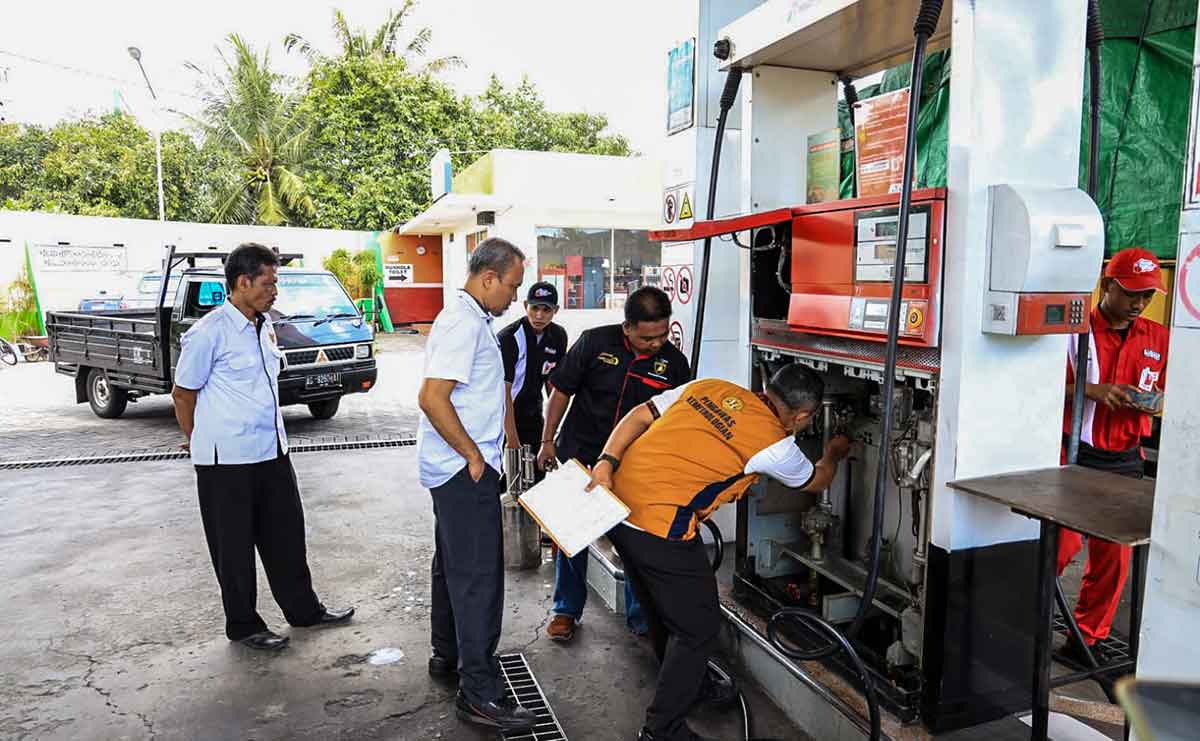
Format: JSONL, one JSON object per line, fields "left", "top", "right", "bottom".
{"left": 661, "top": 266, "right": 677, "bottom": 302}
{"left": 1178, "top": 242, "right": 1200, "bottom": 328}
{"left": 677, "top": 266, "right": 694, "bottom": 304}
{"left": 669, "top": 320, "right": 685, "bottom": 352}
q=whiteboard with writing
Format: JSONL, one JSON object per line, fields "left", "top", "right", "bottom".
{"left": 518, "top": 459, "right": 630, "bottom": 558}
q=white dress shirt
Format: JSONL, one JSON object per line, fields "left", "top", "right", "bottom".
{"left": 417, "top": 290, "right": 506, "bottom": 488}
{"left": 174, "top": 299, "right": 288, "bottom": 466}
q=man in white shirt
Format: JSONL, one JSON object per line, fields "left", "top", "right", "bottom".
{"left": 416, "top": 237, "right": 537, "bottom": 733}
{"left": 172, "top": 243, "right": 353, "bottom": 652}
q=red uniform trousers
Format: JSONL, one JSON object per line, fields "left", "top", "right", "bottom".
{"left": 1056, "top": 530, "right": 1131, "bottom": 644}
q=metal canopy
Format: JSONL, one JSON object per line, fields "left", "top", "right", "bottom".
{"left": 719, "top": 0, "right": 952, "bottom": 77}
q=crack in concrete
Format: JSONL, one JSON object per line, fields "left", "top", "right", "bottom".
{"left": 48, "top": 645, "right": 156, "bottom": 739}
{"left": 520, "top": 591, "right": 555, "bottom": 654}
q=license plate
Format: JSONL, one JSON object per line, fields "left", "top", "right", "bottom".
{"left": 305, "top": 372, "right": 341, "bottom": 389}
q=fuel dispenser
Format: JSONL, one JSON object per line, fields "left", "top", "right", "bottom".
{"left": 650, "top": 0, "right": 1108, "bottom": 734}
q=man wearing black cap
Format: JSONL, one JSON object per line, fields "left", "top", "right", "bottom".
{"left": 499, "top": 281, "right": 569, "bottom": 470}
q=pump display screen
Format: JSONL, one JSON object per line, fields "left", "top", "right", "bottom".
{"left": 1044, "top": 304, "right": 1065, "bottom": 325}
{"left": 874, "top": 221, "right": 898, "bottom": 238}
{"left": 855, "top": 207, "right": 931, "bottom": 283}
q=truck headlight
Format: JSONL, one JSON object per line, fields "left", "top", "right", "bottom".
{"left": 355, "top": 343, "right": 372, "bottom": 359}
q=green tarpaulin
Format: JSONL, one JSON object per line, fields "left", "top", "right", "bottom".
{"left": 837, "top": 3, "right": 1196, "bottom": 260}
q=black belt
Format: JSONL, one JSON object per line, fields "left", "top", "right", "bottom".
{"left": 1067, "top": 437, "right": 1143, "bottom": 478}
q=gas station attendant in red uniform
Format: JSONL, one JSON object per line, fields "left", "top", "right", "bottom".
{"left": 1057, "top": 247, "right": 1169, "bottom": 663}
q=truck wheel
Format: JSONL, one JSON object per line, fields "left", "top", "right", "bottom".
{"left": 308, "top": 398, "right": 340, "bottom": 420}
{"left": 87, "top": 368, "right": 128, "bottom": 419}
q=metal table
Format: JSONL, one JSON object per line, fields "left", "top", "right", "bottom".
{"left": 948, "top": 465, "right": 1154, "bottom": 741}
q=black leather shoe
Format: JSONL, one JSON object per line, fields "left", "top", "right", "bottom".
{"left": 309, "top": 606, "right": 355, "bottom": 627}
{"left": 428, "top": 652, "right": 458, "bottom": 678}
{"left": 455, "top": 691, "right": 537, "bottom": 732}
{"left": 239, "top": 631, "right": 289, "bottom": 651}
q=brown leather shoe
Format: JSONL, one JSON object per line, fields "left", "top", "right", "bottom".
{"left": 547, "top": 615, "right": 577, "bottom": 642}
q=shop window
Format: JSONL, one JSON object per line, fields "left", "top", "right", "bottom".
{"left": 536, "top": 228, "right": 612, "bottom": 310}
{"left": 466, "top": 229, "right": 488, "bottom": 254}
{"left": 612, "top": 230, "right": 661, "bottom": 308}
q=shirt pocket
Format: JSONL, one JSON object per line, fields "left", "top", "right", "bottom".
{"left": 224, "top": 352, "right": 261, "bottom": 382}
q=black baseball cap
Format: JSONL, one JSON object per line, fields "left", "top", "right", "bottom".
{"left": 527, "top": 281, "right": 558, "bottom": 307}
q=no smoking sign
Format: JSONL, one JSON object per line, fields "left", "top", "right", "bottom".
{"left": 1178, "top": 242, "right": 1200, "bottom": 328}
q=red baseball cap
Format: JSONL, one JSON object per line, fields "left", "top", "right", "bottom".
{"left": 1105, "top": 247, "right": 1166, "bottom": 293}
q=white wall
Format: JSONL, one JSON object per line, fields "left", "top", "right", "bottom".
{"left": 0, "top": 210, "right": 377, "bottom": 313}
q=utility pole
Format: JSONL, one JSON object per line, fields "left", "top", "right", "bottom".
{"left": 127, "top": 47, "right": 165, "bottom": 222}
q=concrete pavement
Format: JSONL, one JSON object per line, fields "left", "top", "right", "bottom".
{"left": 0, "top": 447, "right": 805, "bottom": 740}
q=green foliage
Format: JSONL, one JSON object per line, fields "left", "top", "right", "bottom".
{"left": 0, "top": 114, "right": 225, "bottom": 221}
{"left": 297, "top": 55, "right": 477, "bottom": 228}
{"left": 285, "top": 2, "right": 463, "bottom": 73}
{"left": 322, "top": 247, "right": 379, "bottom": 299}
{"left": 0, "top": 264, "right": 40, "bottom": 340}
{"left": 188, "top": 34, "right": 315, "bottom": 226}
{"left": 472, "top": 76, "right": 632, "bottom": 157}
{"left": 0, "top": 6, "right": 633, "bottom": 231}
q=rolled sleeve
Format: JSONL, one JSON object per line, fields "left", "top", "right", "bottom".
{"left": 648, "top": 382, "right": 692, "bottom": 419}
{"left": 425, "top": 318, "right": 477, "bottom": 384}
{"left": 174, "top": 325, "right": 216, "bottom": 391}
{"left": 744, "top": 437, "right": 816, "bottom": 489}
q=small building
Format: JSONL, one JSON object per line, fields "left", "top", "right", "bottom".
{"left": 393, "top": 149, "right": 663, "bottom": 332}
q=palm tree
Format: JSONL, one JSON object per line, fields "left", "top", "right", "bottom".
{"left": 284, "top": 3, "right": 463, "bottom": 74}
{"left": 187, "top": 34, "right": 314, "bottom": 226}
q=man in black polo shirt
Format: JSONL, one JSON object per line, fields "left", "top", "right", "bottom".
{"left": 537, "top": 286, "right": 690, "bottom": 642}
{"left": 499, "top": 282, "right": 568, "bottom": 472}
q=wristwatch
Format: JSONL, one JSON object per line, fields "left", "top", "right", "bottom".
{"left": 598, "top": 453, "right": 621, "bottom": 472}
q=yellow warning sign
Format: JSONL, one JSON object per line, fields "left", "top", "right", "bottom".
{"left": 679, "top": 192, "right": 694, "bottom": 221}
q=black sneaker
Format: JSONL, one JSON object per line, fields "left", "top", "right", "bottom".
{"left": 455, "top": 691, "right": 537, "bottom": 732}
{"left": 1056, "top": 637, "right": 1112, "bottom": 668}
{"left": 428, "top": 652, "right": 458, "bottom": 678}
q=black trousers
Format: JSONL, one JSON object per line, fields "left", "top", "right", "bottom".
{"left": 609, "top": 524, "right": 721, "bottom": 740}
{"left": 195, "top": 454, "right": 324, "bottom": 640}
{"left": 429, "top": 464, "right": 505, "bottom": 704}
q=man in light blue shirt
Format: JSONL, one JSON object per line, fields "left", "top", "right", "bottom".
{"left": 172, "top": 243, "right": 353, "bottom": 652}
{"left": 416, "top": 237, "right": 537, "bottom": 733}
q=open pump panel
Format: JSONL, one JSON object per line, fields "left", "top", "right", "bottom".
{"left": 651, "top": 1, "right": 1106, "bottom": 723}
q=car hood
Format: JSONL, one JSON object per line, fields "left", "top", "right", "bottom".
{"left": 270, "top": 314, "right": 373, "bottom": 348}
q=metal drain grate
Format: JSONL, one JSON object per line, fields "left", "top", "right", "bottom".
{"left": 1053, "top": 615, "right": 1133, "bottom": 666}
{"left": 497, "top": 653, "right": 568, "bottom": 741}
{"left": 0, "top": 436, "right": 416, "bottom": 470}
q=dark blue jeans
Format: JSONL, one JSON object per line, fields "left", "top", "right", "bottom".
{"left": 552, "top": 546, "right": 648, "bottom": 634}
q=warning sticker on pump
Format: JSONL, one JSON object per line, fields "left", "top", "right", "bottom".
{"left": 662, "top": 182, "right": 695, "bottom": 226}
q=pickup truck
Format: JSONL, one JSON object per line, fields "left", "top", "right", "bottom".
{"left": 46, "top": 248, "right": 377, "bottom": 420}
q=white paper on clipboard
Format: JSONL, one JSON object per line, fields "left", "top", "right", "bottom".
{"left": 517, "top": 459, "right": 630, "bottom": 558}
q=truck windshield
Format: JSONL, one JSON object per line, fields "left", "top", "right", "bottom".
{"left": 275, "top": 274, "right": 358, "bottom": 319}
{"left": 138, "top": 274, "right": 181, "bottom": 295}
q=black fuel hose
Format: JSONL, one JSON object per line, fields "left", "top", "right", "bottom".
{"left": 702, "top": 520, "right": 751, "bottom": 741}
{"left": 1067, "top": 0, "right": 1105, "bottom": 465}
{"left": 767, "top": 609, "right": 881, "bottom": 741}
{"left": 690, "top": 67, "right": 743, "bottom": 377}
{"left": 845, "top": 0, "right": 944, "bottom": 646}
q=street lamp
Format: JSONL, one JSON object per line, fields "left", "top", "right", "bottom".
{"left": 127, "top": 46, "right": 165, "bottom": 222}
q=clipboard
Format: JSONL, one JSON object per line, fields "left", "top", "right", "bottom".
{"left": 517, "top": 459, "right": 631, "bottom": 558}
